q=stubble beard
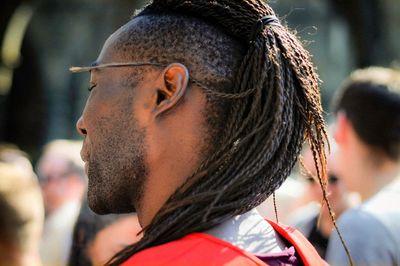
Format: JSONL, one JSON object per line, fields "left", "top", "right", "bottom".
{"left": 87, "top": 118, "right": 147, "bottom": 215}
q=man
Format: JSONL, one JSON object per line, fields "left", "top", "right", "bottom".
{"left": 326, "top": 67, "right": 400, "bottom": 266}
{"left": 36, "top": 140, "right": 86, "bottom": 266}
{"left": 73, "top": 0, "right": 330, "bottom": 265}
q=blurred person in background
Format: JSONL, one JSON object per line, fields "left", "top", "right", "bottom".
{"left": 0, "top": 144, "right": 34, "bottom": 173}
{"left": 288, "top": 142, "right": 359, "bottom": 258}
{"left": 36, "top": 139, "right": 86, "bottom": 266}
{"left": 0, "top": 146, "right": 44, "bottom": 266}
{"left": 257, "top": 173, "right": 323, "bottom": 226}
{"left": 256, "top": 174, "right": 306, "bottom": 224}
{"left": 326, "top": 67, "right": 400, "bottom": 266}
{"left": 68, "top": 200, "right": 142, "bottom": 266}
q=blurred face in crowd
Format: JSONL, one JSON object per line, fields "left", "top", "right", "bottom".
{"left": 301, "top": 147, "right": 347, "bottom": 210}
{"left": 37, "top": 153, "right": 86, "bottom": 215}
{"left": 37, "top": 156, "right": 74, "bottom": 214}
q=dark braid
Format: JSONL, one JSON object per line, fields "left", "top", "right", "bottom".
{"left": 108, "top": 1, "right": 329, "bottom": 265}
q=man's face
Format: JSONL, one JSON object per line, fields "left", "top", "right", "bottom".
{"left": 301, "top": 147, "right": 348, "bottom": 210}
{"left": 77, "top": 37, "right": 148, "bottom": 214}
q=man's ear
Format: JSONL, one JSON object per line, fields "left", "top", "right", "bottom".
{"left": 334, "top": 111, "right": 349, "bottom": 145}
{"left": 154, "top": 63, "right": 189, "bottom": 117}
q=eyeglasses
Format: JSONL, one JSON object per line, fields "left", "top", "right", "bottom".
{"left": 69, "top": 62, "right": 166, "bottom": 73}
{"left": 70, "top": 61, "right": 213, "bottom": 94}
{"left": 305, "top": 174, "right": 339, "bottom": 185}
{"left": 38, "top": 172, "right": 70, "bottom": 184}
{"left": 69, "top": 61, "right": 253, "bottom": 99}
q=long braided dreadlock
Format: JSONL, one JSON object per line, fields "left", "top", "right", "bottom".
{"left": 108, "top": 0, "right": 332, "bottom": 264}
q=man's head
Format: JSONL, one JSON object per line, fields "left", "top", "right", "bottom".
{"left": 332, "top": 67, "right": 400, "bottom": 189}
{"left": 75, "top": 0, "right": 327, "bottom": 262}
{"left": 37, "top": 140, "right": 86, "bottom": 215}
{"left": 333, "top": 67, "right": 400, "bottom": 160}
{"left": 76, "top": 14, "right": 242, "bottom": 220}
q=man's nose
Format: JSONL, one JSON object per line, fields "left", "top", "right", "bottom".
{"left": 76, "top": 117, "right": 87, "bottom": 137}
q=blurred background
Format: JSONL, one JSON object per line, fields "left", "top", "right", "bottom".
{"left": 1, "top": 0, "right": 399, "bottom": 160}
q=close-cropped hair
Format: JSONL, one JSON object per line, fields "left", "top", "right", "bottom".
{"left": 332, "top": 67, "right": 400, "bottom": 161}
{"left": 109, "top": 0, "right": 330, "bottom": 264}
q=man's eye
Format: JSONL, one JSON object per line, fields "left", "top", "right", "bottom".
{"left": 88, "top": 84, "right": 97, "bottom": 92}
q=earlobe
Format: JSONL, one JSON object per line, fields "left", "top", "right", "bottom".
{"left": 154, "top": 63, "right": 190, "bottom": 117}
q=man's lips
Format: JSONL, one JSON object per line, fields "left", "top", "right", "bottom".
{"left": 80, "top": 149, "right": 90, "bottom": 176}
{"left": 84, "top": 162, "right": 89, "bottom": 176}
{"left": 80, "top": 149, "right": 89, "bottom": 163}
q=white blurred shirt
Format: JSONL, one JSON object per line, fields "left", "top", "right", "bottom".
{"left": 39, "top": 200, "right": 81, "bottom": 266}
{"left": 326, "top": 177, "right": 400, "bottom": 266}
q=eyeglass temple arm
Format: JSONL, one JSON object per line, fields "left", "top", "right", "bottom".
{"left": 69, "top": 62, "right": 166, "bottom": 73}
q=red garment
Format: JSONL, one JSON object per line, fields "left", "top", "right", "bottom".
{"left": 121, "top": 220, "right": 327, "bottom": 266}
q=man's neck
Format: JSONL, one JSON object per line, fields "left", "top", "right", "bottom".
{"left": 357, "top": 159, "right": 400, "bottom": 202}
{"left": 205, "top": 209, "right": 287, "bottom": 254}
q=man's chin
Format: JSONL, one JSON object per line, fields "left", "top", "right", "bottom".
{"left": 87, "top": 193, "right": 109, "bottom": 214}
{"left": 87, "top": 192, "right": 136, "bottom": 214}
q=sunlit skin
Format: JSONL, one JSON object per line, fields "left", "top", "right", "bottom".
{"left": 87, "top": 215, "right": 142, "bottom": 266}
{"left": 76, "top": 19, "right": 209, "bottom": 227}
